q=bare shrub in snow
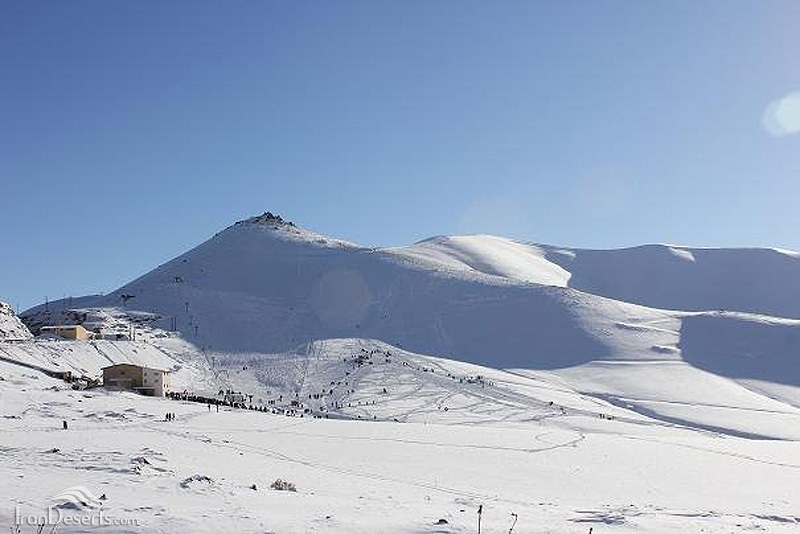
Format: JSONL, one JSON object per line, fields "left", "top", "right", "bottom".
{"left": 270, "top": 478, "right": 296, "bottom": 492}
{"left": 180, "top": 474, "right": 214, "bottom": 489}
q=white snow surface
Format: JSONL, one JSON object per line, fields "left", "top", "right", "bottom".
{"left": 3, "top": 216, "right": 799, "bottom": 532}
{"left": 392, "top": 235, "right": 571, "bottom": 286}
{"left": 0, "top": 301, "right": 31, "bottom": 341}
{"left": 541, "top": 243, "right": 800, "bottom": 318}
{"left": 1, "top": 346, "right": 799, "bottom": 533}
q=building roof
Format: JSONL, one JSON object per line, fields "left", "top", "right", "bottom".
{"left": 101, "top": 363, "right": 170, "bottom": 373}
{"left": 41, "top": 325, "right": 87, "bottom": 330}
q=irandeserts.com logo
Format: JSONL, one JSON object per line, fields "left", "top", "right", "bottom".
{"left": 13, "top": 485, "right": 139, "bottom": 529}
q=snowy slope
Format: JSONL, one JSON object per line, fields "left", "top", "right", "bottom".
{"left": 15, "top": 216, "right": 800, "bottom": 436}
{"left": 0, "top": 300, "right": 31, "bottom": 340}
{"left": 394, "top": 236, "right": 800, "bottom": 318}
{"left": 1, "top": 360, "right": 799, "bottom": 533}
{"left": 38, "top": 218, "right": 676, "bottom": 370}
{"left": 392, "top": 235, "right": 570, "bottom": 286}
{"left": 0, "top": 337, "right": 212, "bottom": 390}
{"left": 17, "top": 216, "right": 800, "bottom": 437}
{"left": 542, "top": 243, "right": 800, "bottom": 318}
{"left": 207, "top": 337, "right": 800, "bottom": 440}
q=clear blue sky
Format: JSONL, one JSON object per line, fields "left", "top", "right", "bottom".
{"left": 2, "top": 1, "right": 800, "bottom": 311}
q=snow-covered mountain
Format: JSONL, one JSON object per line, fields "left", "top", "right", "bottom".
{"left": 394, "top": 235, "right": 800, "bottom": 317}
{"left": 16, "top": 213, "right": 799, "bottom": 434}
{"left": 19, "top": 215, "right": 799, "bottom": 380}
{"left": 544, "top": 243, "right": 800, "bottom": 317}
{"left": 35, "top": 215, "right": 793, "bottom": 363}
{"left": 6, "top": 213, "right": 800, "bottom": 532}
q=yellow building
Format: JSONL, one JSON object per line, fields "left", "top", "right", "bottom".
{"left": 102, "top": 363, "right": 170, "bottom": 397}
{"left": 40, "top": 324, "right": 95, "bottom": 340}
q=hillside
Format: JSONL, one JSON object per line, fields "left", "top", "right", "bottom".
{"left": 0, "top": 300, "right": 32, "bottom": 340}
{"left": 395, "top": 235, "right": 800, "bottom": 318}
{"left": 544, "top": 243, "right": 800, "bottom": 318}
{"left": 48, "top": 216, "right": 678, "bottom": 368}
{"left": 3, "top": 356, "right": 798, "bottom": 533}
{"left": 14, "top": 214, "right": 800, "bottom": 439}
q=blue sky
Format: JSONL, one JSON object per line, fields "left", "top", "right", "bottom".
{"left": 2, "top": 1, "right": 800, "bottom": 311}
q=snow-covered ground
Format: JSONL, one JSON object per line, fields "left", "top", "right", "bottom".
{"left": 3, "top": 214, "right": 799, "bottom": 532}
{"left": 2, "top": 354, "right": 799, "bottom": 533}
